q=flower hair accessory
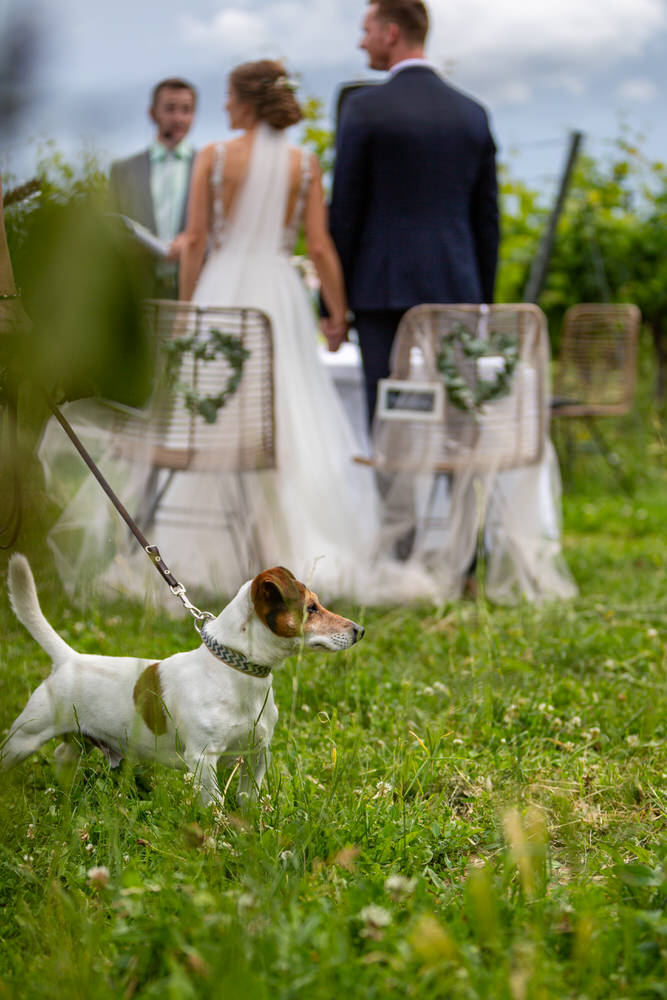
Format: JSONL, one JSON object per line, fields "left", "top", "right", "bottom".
{"left": 274, "top": 74, "right": 299, "bottom": 93}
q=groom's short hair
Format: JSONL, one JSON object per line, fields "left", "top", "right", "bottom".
{"left": 371, "top": 0, "right": 429, "bottom": 45}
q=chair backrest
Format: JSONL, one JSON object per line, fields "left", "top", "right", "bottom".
{"left": 553, "top": 303, "right": 640, "bottom": 416}
{"left": 109, "top": 301, "right": 276, "bottom": 472}
{"left": 374, "top": 303, "right": 549, "bottom": 472}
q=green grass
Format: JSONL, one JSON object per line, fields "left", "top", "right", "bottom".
{"left": 1, "top": 385, "right": 666, "bottom": 997}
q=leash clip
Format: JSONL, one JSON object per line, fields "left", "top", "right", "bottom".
{"left": 145, "top": 544, "right": 215, "bottom": 631}
{"left": 170, "top": 584, "right": 216, "bottom": 633}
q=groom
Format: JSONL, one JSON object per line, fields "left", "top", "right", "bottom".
{"left": 328, "top": 0, "right": 499, "bottom": 427}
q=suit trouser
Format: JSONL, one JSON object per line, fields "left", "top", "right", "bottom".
{"left": 355, "top": 308, "right": 477, "bottom": 574}
{"left": 354, "top": 309, "right": 406, "bottom": 429}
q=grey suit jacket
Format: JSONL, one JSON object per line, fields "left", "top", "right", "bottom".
{"left": 108, "top": 149, "right": 194, "bottom": 235}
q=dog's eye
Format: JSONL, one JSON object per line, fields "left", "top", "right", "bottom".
{"left": 307, "top": 602, "right": 318, "bottom": 615}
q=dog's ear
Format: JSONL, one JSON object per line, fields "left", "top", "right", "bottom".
{"left": 251, "top": 567, "right": 305, "bottom": 635}
{"left": 251, "top": 567, "right": 299, "bottom": 608}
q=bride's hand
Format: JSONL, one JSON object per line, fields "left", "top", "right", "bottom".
{"left": 166, "top": 232, "right": 190, "bottom": 262}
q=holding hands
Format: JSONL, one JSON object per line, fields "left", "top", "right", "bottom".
{"left": 321, "top": 315, "right": 349, "bottom": 352}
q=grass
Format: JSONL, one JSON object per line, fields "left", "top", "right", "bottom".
{"left": 0, "top": 361, "right": 666, "bottom": 997}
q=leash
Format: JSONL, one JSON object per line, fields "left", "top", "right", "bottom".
{"left": 46, "top": 394, "right": 215, "bottom": 633}
{"left": 47, "top": 397, "right": 271, "bottom": 678}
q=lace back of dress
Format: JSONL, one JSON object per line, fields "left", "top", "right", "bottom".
{"left": 217, "top": 122, "right": 290, "bottom": 256}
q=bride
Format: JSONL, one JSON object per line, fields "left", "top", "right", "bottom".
{"left": 172, "top": 59, "right": 427, "bottom": 601}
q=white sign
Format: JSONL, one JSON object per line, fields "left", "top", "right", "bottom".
{"left": 376, "top": 379, "right": 444, "bottom": 422}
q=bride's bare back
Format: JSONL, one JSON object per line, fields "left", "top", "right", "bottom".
{"left": 180, "top": 125, "right": 347, "bottom": 328}
{"left": 218, "top": 133, "right": 308, "bottom": 228}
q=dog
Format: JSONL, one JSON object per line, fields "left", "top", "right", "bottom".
{"left": 2, "top": 555, "right": 364, "bottom": 804}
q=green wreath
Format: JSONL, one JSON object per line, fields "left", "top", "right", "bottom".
{"left": 435, "top": 321, "right": 519, "bottom": 415}
{"left": 162, "top": 328, "right": 251, "bottom": 424}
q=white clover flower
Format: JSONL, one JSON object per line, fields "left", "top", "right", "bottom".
{"left": 422, "top": 686, "right": 435, "bottom": 696}
{"left": 571, "top": 716, "right": 582, "bottom": 728}
{"left": 372, "top": 781, "right": 394, "bottom": 800}
{"left": 359, "top": 904, "right": 392, "bottom": 928}
{"left": 384, "top": 874, "right": 417, "bottom": 899}
{"left": 237, "top": 892, "right": 255, "bottom": 913}
{"left": 183, "top": 772, "right": 195, "bottom": 784}
{"left": 87, "top": 865, "right": 110, "bottom": 889}
{"left": 646, "top": 628, "right": 658, "bottom": 639}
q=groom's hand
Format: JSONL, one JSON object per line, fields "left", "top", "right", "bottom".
{"left": 321, "top": 317, "right": 348, "bottom": 352}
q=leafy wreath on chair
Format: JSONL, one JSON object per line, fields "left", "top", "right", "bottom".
{"left": 162, "top": 328, "right": 251, "bottom": 424}
{"left": 435, "top": 322, "right": 519, "bottom": 415}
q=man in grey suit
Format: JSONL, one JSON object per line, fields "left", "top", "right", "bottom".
{"left": 109, "top": 77, "right": 197, "bottom": 298}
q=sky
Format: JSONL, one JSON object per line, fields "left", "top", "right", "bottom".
{"left": 2, "top": 0, "right": 666, "bottom": 198}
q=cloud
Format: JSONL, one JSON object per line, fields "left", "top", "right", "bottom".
{"left": 180, "top": 0, "right": 360, "bottom": 70}
{"left": 616, "top": 77, "right": 659, "bottom": 101}
{"left": 428, "top": 0, "right": 666, "bottom": 101}
{"left": 179, "top": 0, "right": 667, "bottom": 105}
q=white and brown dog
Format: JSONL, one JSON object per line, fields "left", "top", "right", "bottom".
{"left": 2, "top": 555, "right": 363, "bottom": 804}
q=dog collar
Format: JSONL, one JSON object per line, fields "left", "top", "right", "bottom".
{"left": 200, "top": 623, "right": 272, "bottom": 679}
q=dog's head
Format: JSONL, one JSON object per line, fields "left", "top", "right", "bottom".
{"left": 250, "top": 567, "right": 364, "bottom": 652}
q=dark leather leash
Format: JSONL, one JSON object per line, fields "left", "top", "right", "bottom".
{"left": 46, "top": 395, "right": 214, "bottom": 630}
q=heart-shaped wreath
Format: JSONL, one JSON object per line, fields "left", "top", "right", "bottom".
{"left": 435, "top": 321, "right": 519, "bottom": 415}
{"left": 162, "top": 328, "right": 250, "bottom": 424}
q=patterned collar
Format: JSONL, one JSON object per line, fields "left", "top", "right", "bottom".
{"left": 200, "top": 623, "right": 272, "bottom": 679}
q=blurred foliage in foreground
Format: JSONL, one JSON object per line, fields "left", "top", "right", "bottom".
{"left": 3, "top": 144, "right": 153, "bottom": 408}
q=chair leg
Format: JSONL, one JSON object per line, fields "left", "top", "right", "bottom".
{"left": 136, "top": 467, "right": 176, "bottom": 533}
{"left": 227, "top": 474, "right": 265, "bottom": 578}
{"left": 551, "top": 418, "right": 575, "bottom": 487}
{"left": 584, "top": 417, "right": 634, "bottom": 494}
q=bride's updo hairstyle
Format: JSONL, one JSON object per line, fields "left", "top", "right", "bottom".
{"left": 229, "top": 60, "right": 302, "bottom": 130}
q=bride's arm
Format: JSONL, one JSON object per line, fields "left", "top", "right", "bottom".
{"left": 179, "top": 146, "right": 214, "bottom": 301}
{"left": 304, "top": 155, "right": 348, "bottom": 332}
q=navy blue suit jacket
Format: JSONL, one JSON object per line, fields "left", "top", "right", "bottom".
{"left": 329, "top": 67, "right": 499, "bottom": 312}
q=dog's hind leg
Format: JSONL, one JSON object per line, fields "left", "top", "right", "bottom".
{"left": 2, "top": 683, "right": 70, "bottom": 769}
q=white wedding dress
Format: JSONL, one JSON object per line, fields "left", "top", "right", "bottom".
{"left": 39, "top": 124, "right": 436, "bottom": 606}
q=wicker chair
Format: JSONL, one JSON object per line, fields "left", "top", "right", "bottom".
{"left": 359, "top": 303, "right": 548, "bottom": 470}
{"left": 359, "top": 303, "right": 549, "bottom": 538}
{"left": 551, "top": 303, "right": 641, "bottom": 486}
{"left": 552, "top": 303, "right": 640, "bottom": 416}
{"left": 108, "top": 300, "right": 275, "bottom": 575}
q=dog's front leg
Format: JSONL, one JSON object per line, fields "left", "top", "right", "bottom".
{"left": 238, "top": 746, "right": 270, "bottom": 805}
{"left": 184, "top": 751, "right": 221, "bottom": 807}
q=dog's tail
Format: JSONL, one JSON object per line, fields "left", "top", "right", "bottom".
{"left": 8, "top": 554, "right": 74, "bottom": 665}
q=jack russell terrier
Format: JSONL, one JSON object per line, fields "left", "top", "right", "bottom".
{"left": 2, "top": 555, "right": 364, "bottom": 804}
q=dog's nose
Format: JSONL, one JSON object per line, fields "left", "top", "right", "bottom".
{"left": 353, "top": 624, "right": 365, "bottom": 642}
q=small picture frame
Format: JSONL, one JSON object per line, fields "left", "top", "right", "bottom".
{"left": 376, "top": 379, "right": 444, "bottom": 422}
